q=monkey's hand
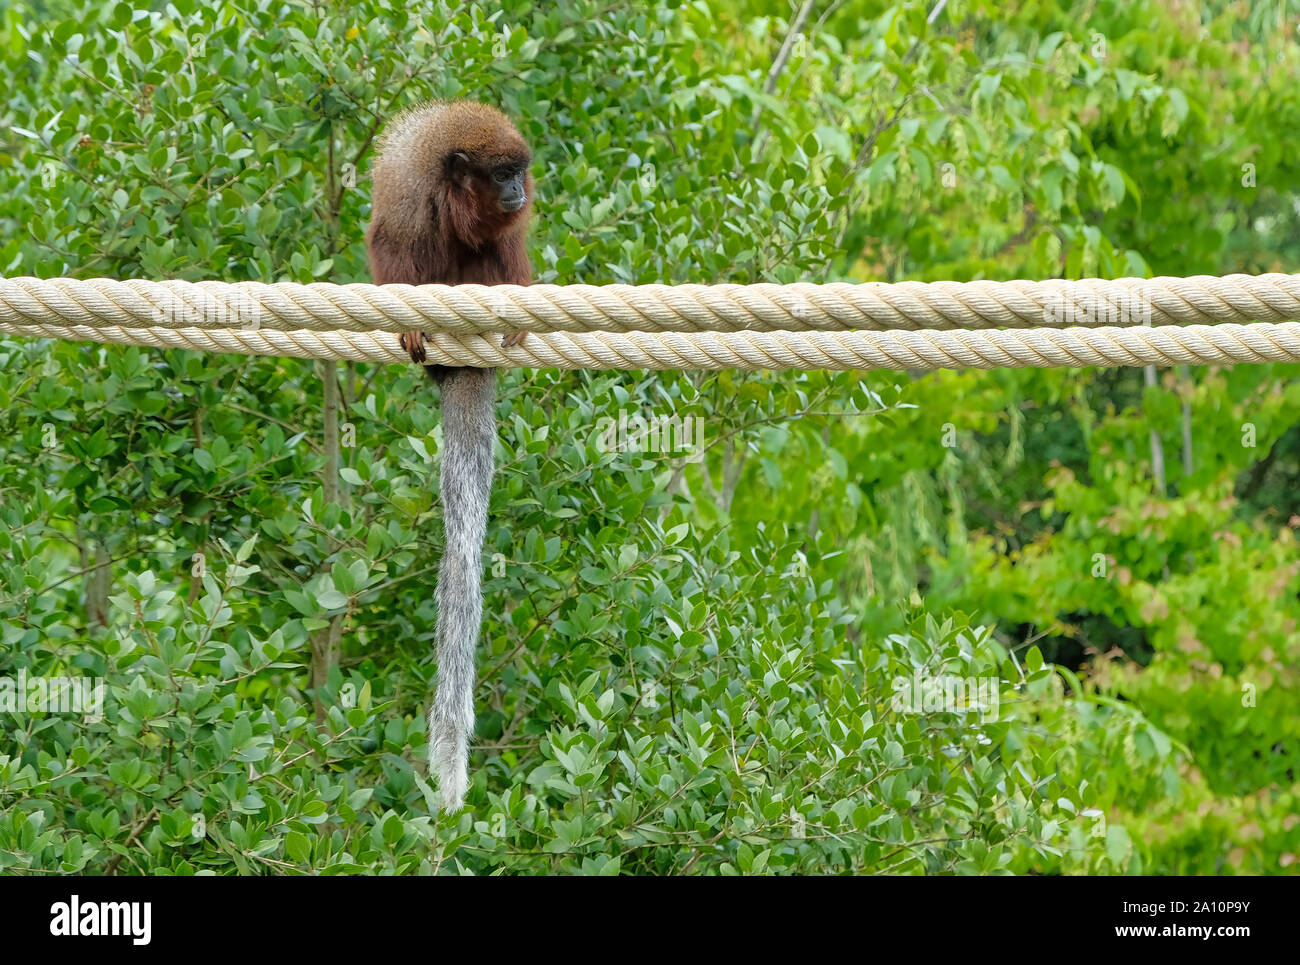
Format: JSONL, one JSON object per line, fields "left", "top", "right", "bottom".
{"left": 500, "top": 330, "right": 529, "bottom": 349}
{"left": 400, "top": 330, "right": 428, "bottom": 364}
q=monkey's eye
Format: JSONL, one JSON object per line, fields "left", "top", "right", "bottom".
{"left": 494, "top": 169, "right": 510, "bottom": 183}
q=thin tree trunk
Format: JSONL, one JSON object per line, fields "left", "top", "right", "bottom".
{"left": 311, "top": 361, "right": 344, "bottom": 723}
{"left": 82, "top": 536, "right": 111, "bottom": 629}
{"left": 1145, "top": 365, "right": 1166, "bottom": 494}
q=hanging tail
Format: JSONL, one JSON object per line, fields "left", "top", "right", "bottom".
{"left": 428, "top": 365, "right": 496, "bottom": 812}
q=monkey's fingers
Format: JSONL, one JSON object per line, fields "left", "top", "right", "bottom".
{"left": 400, "top": 330, "right": 428, "bottom": 363}
{"left": 500, "top": 330, "right": 529, "bottom": 348}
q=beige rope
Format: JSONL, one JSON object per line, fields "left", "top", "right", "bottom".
{"left": 8, "top": 318, "right": 1300, "bottom": 371}
{"left": 2, "top": 274, "right": 1300, "bottom": 336}
{"left": 1, "top": 320, "right": 404, "bottom": 362}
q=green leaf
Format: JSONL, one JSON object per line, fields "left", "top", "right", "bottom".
{"left": 286, "top": 831, "right": 311, "bottom": 863}
{"left": 1025, "top": 646, "right": 1043, "bottom": 673}
{"left": 316, "top": 588, "right": 349, "bottom": 610}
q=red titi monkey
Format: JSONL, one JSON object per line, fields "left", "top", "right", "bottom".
{"left": 366, "top": 101, "right": 533, "bottom": 812}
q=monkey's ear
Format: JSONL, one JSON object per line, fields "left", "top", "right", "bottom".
{"left": 447, "top": 151, "right": 472, "bottom": 182}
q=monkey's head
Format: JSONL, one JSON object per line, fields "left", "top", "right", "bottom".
{"left": 444, "top": 142, "right": 532, "bottom": 230}
{"left": 434, "top": 105, "right": 534, "bottom": 244}
{"left": 369, "top": 101, "right": 535, "bottom": 262}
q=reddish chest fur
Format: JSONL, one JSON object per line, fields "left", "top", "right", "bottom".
{"left": 367, "top": 174, "right": 531, "bottom": 287}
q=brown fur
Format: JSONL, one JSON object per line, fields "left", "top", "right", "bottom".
{"left": 366, "top": 100, "right": 533, "bottom": 310}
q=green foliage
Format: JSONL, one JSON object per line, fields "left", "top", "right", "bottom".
{"left": 0, "top": 0, "right": 1297, "bottom": 874}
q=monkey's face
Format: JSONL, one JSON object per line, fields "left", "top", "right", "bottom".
{"left": 446, "top": 150, "right": 532, "bottom": 236}
{"left": 490, "top": 162, "right": 529, "bottom": 214}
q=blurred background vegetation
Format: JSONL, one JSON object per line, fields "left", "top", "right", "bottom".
{"left": 0, "top": 0, "right": 1297, "bottom": 874}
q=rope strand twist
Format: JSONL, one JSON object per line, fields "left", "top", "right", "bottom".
{"left": 3, "top": 274, "right": 1300, "bottom": 370}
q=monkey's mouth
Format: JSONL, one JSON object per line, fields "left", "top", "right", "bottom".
{"left": 500, "top": 197, "right": 526, "bottom": 213}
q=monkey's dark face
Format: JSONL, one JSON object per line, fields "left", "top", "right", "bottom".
{"left": 490, "top": 162, "right": 529, "bottom": 213}
{"left": 446, "top": 150, "right": 532, "bottom": 230}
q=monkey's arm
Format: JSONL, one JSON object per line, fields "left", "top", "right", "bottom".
{"left": 368, "top": 222, "right": 439, "bottom": 363}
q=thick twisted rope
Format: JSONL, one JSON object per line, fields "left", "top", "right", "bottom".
{"left": 8, "top": 318, "right": 1300, "bottom": 371}
{"left": 2, "top": 274, "right": 1300, "bottom": 336}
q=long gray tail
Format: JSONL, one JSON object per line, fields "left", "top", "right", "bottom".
{"left": 429, "top": 365, "right": 496, "bottom": 812}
